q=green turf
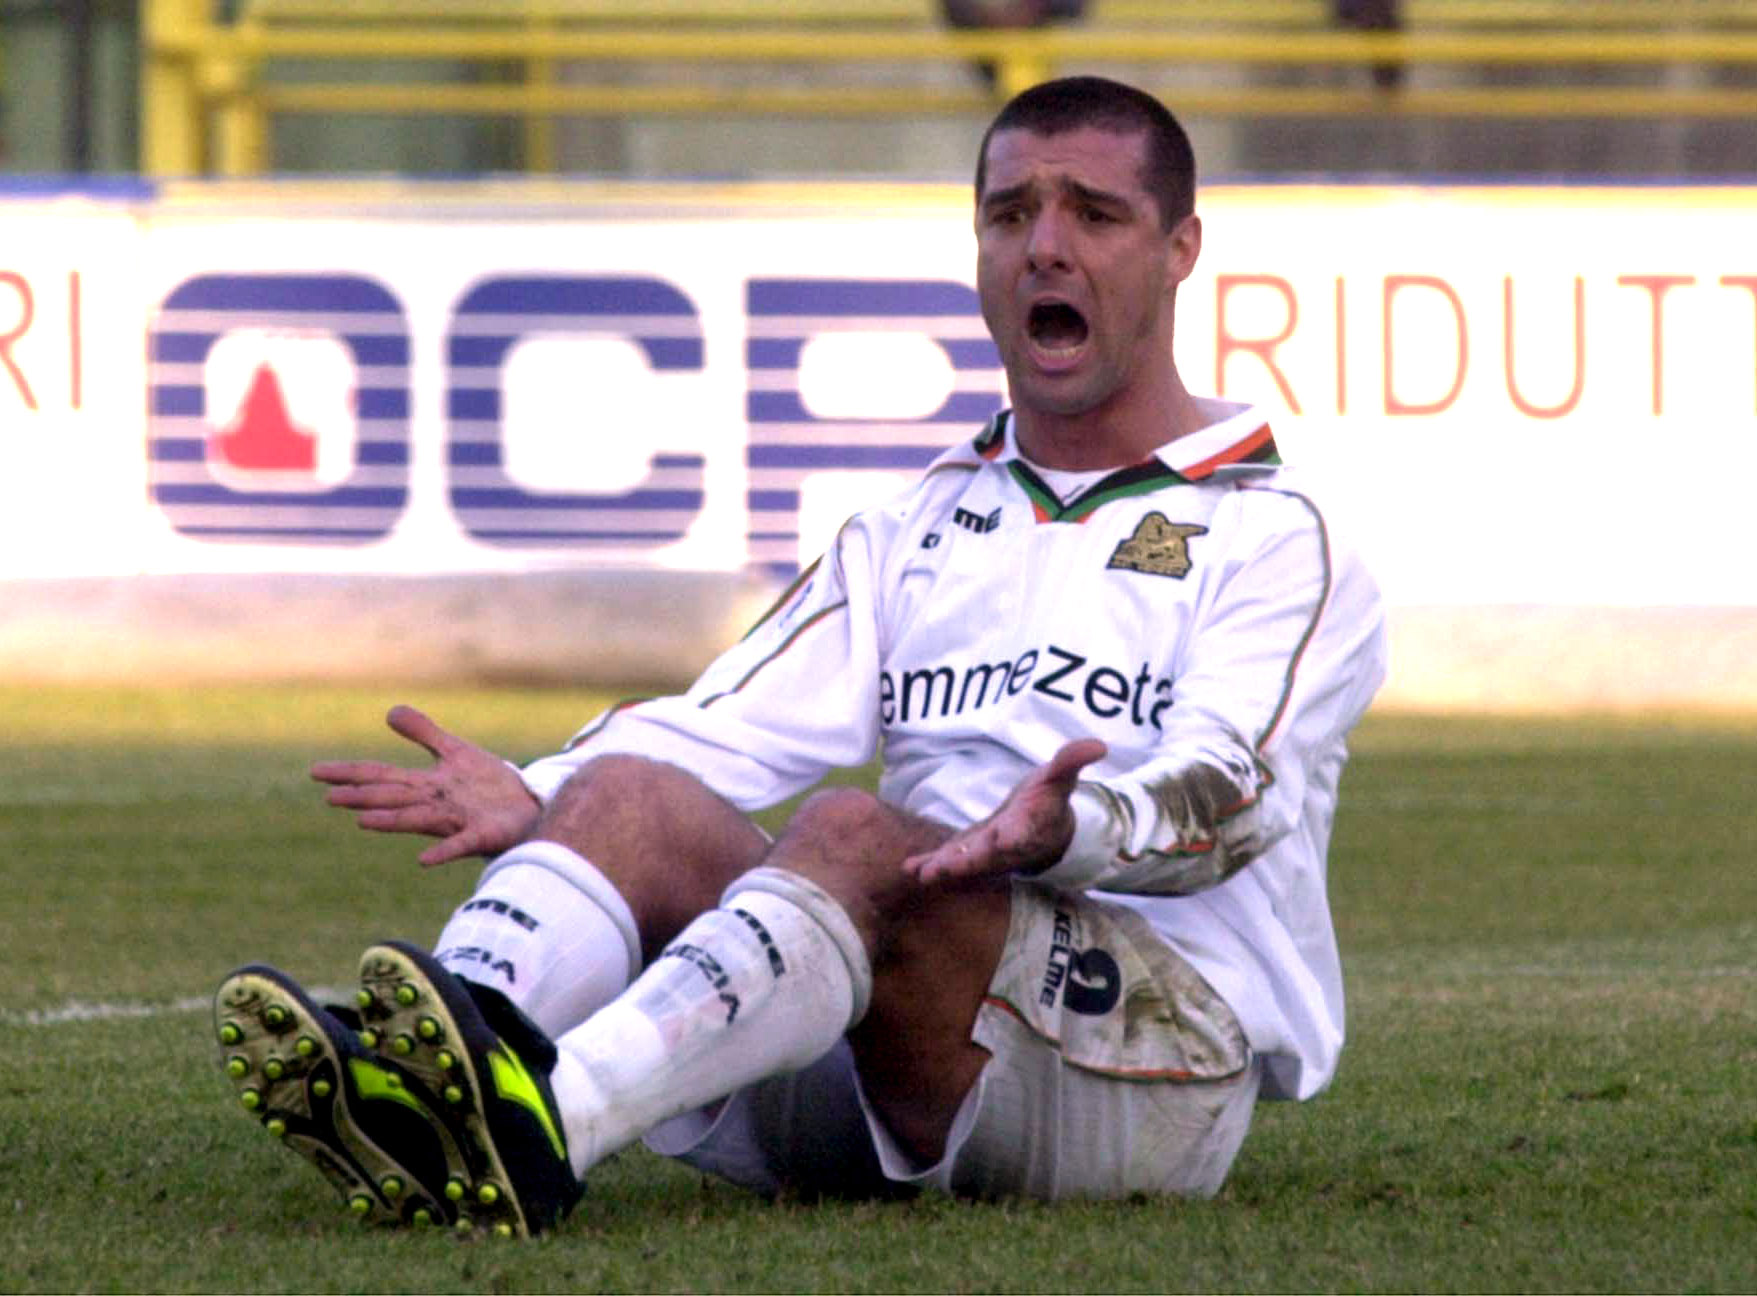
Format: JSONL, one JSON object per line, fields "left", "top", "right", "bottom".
{"left": 2, "top": 687, "right": 1753, "bottom": 1292}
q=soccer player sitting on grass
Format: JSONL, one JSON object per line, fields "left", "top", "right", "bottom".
{"left": 213, "top": 74, "right": 1388, "bottom": 1238}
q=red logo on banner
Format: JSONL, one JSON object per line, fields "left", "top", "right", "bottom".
{"left": 210, "top": 362, "right": 318, "bottom": 472}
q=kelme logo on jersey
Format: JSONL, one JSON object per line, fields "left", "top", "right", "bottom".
{"left": 1063, "top": 949, "right": 1123, "bottom": 1016}
{"left": 1107, "top": 512, "right": 1207, "bottom": 579}
{"left": 1040, "top": 908, "right": 1123, "bottom": 1016}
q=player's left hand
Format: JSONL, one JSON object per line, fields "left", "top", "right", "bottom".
{"left": 902, "top": 738, "right": 1107, "bottom": 886}
{"left": 309, "top": 704, "right": 541, "bottom": 867}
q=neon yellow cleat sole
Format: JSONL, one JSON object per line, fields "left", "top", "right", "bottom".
{"left": 355, "top": 941, "right": 582, "bottom": 1238}
{"left": 213, "top": 965, "right": 469, "bottom": 1230}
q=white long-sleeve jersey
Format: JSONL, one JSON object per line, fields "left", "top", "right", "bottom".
{"left": 523, "top": 399, "right": 1388, "bottom": 1101}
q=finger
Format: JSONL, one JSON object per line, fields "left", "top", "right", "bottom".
{"left": 418, "top": 839, "right": 468, "bottom": 868}
{"left": 323, "top": 783, "right": 426, "bottom": 812}
{"left": 899, "top": 841, "right": 945, "bottom": 881}
{"left": 906, "top": 829, "right": 991, "bottom": 886}
{"left": 355, "top": 805, "right": 458, "bottom": 837}
{"left": 418, "top": 827, "right": 497, "bottom": 869}
{"left": 1042, "top": 738, "right": 1108, "bottom": 787}
{"left": 310, "top": 759, "right": 407, "bottom": 786}
{"left": 385, "top": 705, "right": 462, "bottom": 762}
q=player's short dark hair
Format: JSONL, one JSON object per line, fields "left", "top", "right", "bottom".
{"left": 974, "top": 76, "right": 1196, "bottom": 231}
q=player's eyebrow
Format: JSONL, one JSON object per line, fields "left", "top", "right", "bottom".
{"left": 980, "top": 175, "right": 1135, "bottom": 218}
{"left": 979, "top": 180, "right": 1033, "bottom": 215}
{"left": 1062, "top": 177, "right": 1132, "bottom": 213}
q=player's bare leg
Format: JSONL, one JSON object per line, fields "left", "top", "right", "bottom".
{"left": 758, "top": 786, "right": 1009, "bottom": 1165}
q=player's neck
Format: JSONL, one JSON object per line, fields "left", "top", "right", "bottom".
{"left": 1012, "top": 377, "right": 1202, "bottom": 471}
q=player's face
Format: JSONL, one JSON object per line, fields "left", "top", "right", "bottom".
{"left": 976, "top": 125, "right": 1198, "bottom": 426}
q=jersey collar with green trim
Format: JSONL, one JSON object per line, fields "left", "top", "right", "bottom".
{"left": 958, "top": 404, "right": 1281, "bottom": 523}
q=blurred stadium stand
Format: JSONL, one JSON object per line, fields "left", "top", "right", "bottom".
{"left": 3, "top": 1, "right": 1756, "bottom": 178}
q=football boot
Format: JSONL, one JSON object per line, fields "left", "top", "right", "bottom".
{"left": 213, "top": 964, "right": 465, "bottom": 1229}
{"left": 354, "top": 940, "right": 582, "bottom": 1238}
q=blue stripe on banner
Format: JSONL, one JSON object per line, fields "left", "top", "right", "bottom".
{"left": 747, "top": 337, "right": 998, "bottom": 371}
{"left": 640, "top": 337, "right": 705, "bottom": 369}
{"left": 447, "top": 389, "right": 501, "bottom": 420}
{"left": 150, "top": 332, "right": 411, "bottom": 367}
{"left": 467, "top": 529, "right": 690, "bottom": 543}
{"left": 447, "top": 335, "right": 512, "bottom": 366}
{"left": 160, "top": 275, "right": 403, "bottom": 314}
{"left": 344, "top": 336, "right": 411, "bottom": 366}
{"left": 152, "top": 484, "right": 407, "bottom": 508}
{"left": 447, "top": 442, "right": 503, "bottom": 467}
{"left": 148, "top": 439, "right": 206, "bottom": 462}
{"left": 448, "top": 445, "right": 702, "bottom": 470}
{"left": 154, "top": 385, "right": 408, "bottom": 420}
{"left": 451, "top": 490, "right": 704, "bottom": 510}
{"left": 150, "top": 437, "right": 408, "bottom": 466}
{"left": 748, "top": 279, "right": 981, "bottom": 316}
{"left": 150, "top": 333, "right": 217, "bottom": 363}
{"left": 172, "top": 526, "right": 395, "bottom": 542}
{"left": 0, "top": 175, "right": 156, "bottom": 200}
{"left": 449, "top": 333, "right": 702, "bottom": 370}
{"left": 354, "top": 388, "right": 409, "bottom": 420}
{"left": 150, "top": 386, "right": 204, "bottom": 417}
{"left": 940, "top": 338, "right": 1003, "bottom": 369}
{"left": 745, "top": 338, "right": 803, "bottom": 368}
{"left": 747, "top": 390, "right": 996, "bottom": 424}
{"left": 355, "top": 441, "right": 410, "bottom": 465}
{"left": 747, "top": 445, "right": 938, "bottom": 469}
{"left": 456, "top": 276, "right": 701, "bottom": 318}
{"left": 747, "top": 491, "right": 801, "bottom": 511}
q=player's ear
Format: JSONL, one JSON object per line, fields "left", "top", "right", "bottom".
{"left": 1166, "top": 212, "right": 1201, "bottom": 286}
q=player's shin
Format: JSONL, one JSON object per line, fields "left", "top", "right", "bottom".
{"left": 432, "top": 841, "right": 643, "bottom": 1037}
{"left": 547, "top": 866, "right": 872, "bottom": 1178}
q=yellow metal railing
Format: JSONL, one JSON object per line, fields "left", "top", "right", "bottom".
{"left": 141, "top": 0, "right": 1757, "bottom": 176}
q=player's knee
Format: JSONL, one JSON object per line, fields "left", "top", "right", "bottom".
{"left": 774, "top": 787, "right": 949, "bottom": 917}
{"left": 542, "top": 752, "right": 766, "bottom": 867}
{"left": 790, "top": 784, "right": 883, "bottom": 833}
{"left": 552, "top": 751, "right": 668, "bottom": 809}
{"left": 786, "top": 785, "right": 936, "bottom": 861}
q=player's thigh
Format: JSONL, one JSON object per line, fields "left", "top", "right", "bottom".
{"left": 767, "top": 785, "right": 1008, "bottom": 1163}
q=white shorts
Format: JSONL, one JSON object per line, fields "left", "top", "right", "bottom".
{"left": 645, "top": 881, "right": 1259, "bottom": 1201}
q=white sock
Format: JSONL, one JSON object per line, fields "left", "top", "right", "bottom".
{"left": 548, "top": 867, "right": 872, "bottom": 1179}
{"left": 432, "top": 841, "right": 642, "bottom": 1038}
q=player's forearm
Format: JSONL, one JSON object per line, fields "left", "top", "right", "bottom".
{"left": 1026, "top": 759, "right": 1265, "bottom": 895}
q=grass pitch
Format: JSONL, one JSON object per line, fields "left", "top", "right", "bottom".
{"left": 1, "top": 685, "right": 1754, "bottom": 1292}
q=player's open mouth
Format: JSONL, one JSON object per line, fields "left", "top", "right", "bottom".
{"left": 1028, "top": 300, "right": 1089, "bottom": 363}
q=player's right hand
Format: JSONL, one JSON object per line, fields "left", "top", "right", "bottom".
{"left": 901, "top": 737, "right": 1107, "bottom": 886}
{"left": 309, "top": 705, "right": 542, "bottom": 867}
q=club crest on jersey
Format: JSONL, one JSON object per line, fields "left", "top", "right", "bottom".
{"left": 1107, "top": 513, "right": 1207, "bottom": 579}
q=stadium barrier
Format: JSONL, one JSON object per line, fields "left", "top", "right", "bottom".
{"left": 141, "top": 0, "right": 1757, "bottom": 175}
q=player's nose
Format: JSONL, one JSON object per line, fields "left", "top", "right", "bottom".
{"left": 1024, "top": 209, "right": 1072, "bottom": 273}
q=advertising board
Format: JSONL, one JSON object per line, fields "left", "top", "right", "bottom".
{"left": 3, "top": 181, "right": 1754, "bottom": 698}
